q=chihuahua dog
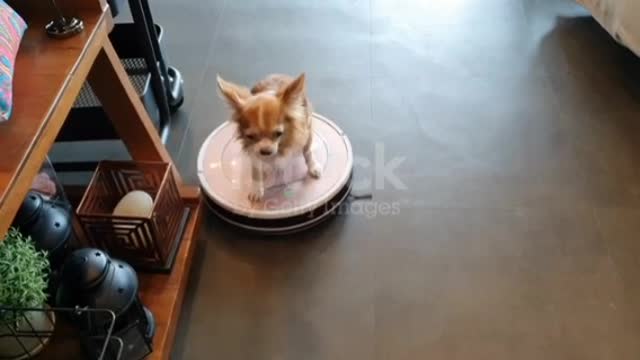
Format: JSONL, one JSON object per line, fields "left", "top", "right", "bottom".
{"left": 216, "top": 73, "right": 322, "bottom": 202}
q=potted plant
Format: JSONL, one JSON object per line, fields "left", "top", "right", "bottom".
{"left": 0, "top": 228, "right": 54, "bottom": 360}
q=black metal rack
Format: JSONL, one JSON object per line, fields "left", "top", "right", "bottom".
{"left": 0, "top": 306, "right": 122, "bottom": 360}
{"left": 54, "top": 0, "right": 184, "bottom": 173}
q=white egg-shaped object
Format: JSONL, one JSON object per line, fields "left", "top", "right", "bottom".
{"left": 113, "top": 190, "right": 154, "bottom": 218}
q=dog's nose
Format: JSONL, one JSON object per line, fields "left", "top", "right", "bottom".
{"left": 260, "top": 149, "right": 274, "bottom": 156}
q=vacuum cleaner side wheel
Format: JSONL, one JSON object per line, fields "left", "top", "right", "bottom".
{"left": 167, "top": 66, "right": 185, "bottom": 112}
{"left": 169, "top": 94, "right": 184, "bottom": 112}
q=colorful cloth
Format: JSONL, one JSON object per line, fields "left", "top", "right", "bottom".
{"left": 0, "top": 0, "right": 26, "bottom": 122}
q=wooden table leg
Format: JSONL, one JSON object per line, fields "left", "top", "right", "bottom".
{"left": 87, "top": 38, "right": 183, "bottom": 185}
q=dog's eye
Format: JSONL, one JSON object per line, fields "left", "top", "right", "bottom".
{"left": 273, "top": 130, "right": 284, "bottom": 138}
{"left": 245, "top": 133, "right": 257, "bottom": 141}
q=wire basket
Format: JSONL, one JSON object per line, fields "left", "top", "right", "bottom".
{"left": 76, "top": 161, "right": 187, "bottom": 272}
{"left": 0, "top": 306, "right": 122, "bottom": 360}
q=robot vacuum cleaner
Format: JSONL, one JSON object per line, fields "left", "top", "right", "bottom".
{"left": 198, "top": 113, "right": 353, "bottom": 235}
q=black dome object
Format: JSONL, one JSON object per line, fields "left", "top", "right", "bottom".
{"left": 60, "top": 248, "right": 110, "bottom": 289}
{"left": 13, "top": 192, "right": 72, "bottom": 266}
{"left": 13, "top": 191, "right": 44, "bottom": 227}
{"left": 27, "top": 202, "right": 72, "bottom": 258}
{"left": 57, "top": 249, "right": 140, "bottom": 331}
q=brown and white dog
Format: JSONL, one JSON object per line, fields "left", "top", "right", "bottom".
{"left": 216, "top": 73, "right": 322, "bottom": 202}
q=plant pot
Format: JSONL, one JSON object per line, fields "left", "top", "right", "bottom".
{"left": 0, "top": 306, "right": 55, "bottom": 360}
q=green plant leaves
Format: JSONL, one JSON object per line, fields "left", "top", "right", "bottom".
{"left": 0, "top": 228, "right": 49, "bottom": 316}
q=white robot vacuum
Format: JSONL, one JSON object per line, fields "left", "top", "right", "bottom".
{"left": 197, "top": 113, "right": 353, "bottom": 234}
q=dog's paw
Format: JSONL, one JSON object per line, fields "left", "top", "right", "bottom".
{"left": 308, "top": 162, "right": 322, "bottom": 179}
{"left": 248, "top": 184, "right": 265, "bottom": 202}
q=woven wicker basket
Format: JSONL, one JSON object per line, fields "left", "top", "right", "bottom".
{"left": 77, "top": 161, "right": 186, "bottom": 271}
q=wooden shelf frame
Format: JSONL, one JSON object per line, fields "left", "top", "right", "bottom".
{"left": 0, "top": 4, "right": 200, "bottom": 359}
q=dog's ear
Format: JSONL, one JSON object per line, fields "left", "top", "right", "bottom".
{"left": 217, "top": 75, "right": 250, "bottom": 111}
{"left": 279, "top": 73, "right": 306, "bottom": 108}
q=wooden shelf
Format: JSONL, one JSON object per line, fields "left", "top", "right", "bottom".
{"left": 64, "top": 185, "right": 203, "bottom": 360}
{"left": 139, "top": 186, "right": 202, "bottom": 360}
{"left": 0, "top": 2, "right": 201, "bottom": 358}
{"left": 0, "top": 9, "right": 111, "bottom": 238}
{"left": 23, "top": 185, "right": 202, "bottom": 360}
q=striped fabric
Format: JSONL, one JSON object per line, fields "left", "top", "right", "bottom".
{"left": 0, "top": 0, "right": 26, "bottom": 122}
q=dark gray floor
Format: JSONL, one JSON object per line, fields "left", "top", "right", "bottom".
{"left": 106, "top": 0, "right": 640, "bottom": 358}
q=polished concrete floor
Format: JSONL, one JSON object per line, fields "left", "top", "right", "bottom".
{"left": 103, "top": 0, "right": 640, "bottom": 358}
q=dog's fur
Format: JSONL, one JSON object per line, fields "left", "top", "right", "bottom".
{"left": 217, "top": 73, "right": 321, "bottom": 201}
